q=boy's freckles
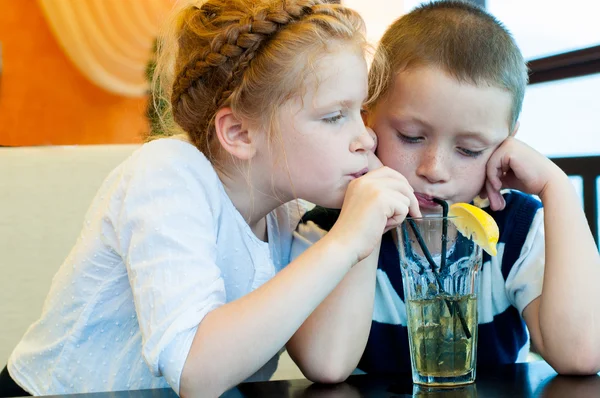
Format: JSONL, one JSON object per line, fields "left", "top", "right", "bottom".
{"left": 370, "top": 65, "right": 512, "bottom": 209}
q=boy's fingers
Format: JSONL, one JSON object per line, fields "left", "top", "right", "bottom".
{"left": 485, "top": 180, "right": 497, "bottom": 209}
{"left": 495, "top": 195, "right": 506, "bottom": 211}
{"left": 485, "top": 180, "right": 505, "bottom": 211}
{"left": 486, "top": 160, "right": 503, "bottom": 192}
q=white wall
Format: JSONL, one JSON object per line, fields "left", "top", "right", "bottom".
{"left": 344, "top": 0, "right": 404, "bottom": 46}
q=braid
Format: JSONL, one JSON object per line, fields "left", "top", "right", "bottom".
{"left": 157, "top": 0, "right": 366, "bottom": 158}
{"left": 171, "top": 0, "right": 321, "bottom": 111}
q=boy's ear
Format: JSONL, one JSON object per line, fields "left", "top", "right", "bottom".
{"left": 510, "top": 121, "right": 520, "bottom": 137}
{"left": 214, "top": 107, "right": 256, "bottom": 160}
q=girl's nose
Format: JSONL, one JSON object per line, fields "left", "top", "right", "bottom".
{"left": 350, "top": 126, "right": 376, "bottom": 153}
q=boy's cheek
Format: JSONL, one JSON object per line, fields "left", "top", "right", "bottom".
{"left": 367, "top": 150, "right": 384, "bottom": 171}
{"left": 365, "top": 127, "right": 382, "bottom": 170}
{"left": 366, "top": 127, "right": 378, "bottom": 152}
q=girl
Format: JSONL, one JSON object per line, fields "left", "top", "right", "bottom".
{"left": 1, "top": 0, "right": 419, "bottom": 396}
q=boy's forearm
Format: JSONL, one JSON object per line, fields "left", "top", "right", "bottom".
{"left": 536, "top": 173, "right": 600, "bottom": 374}
{"left": 286, "top": 244, "right": 380, "bottom": 383}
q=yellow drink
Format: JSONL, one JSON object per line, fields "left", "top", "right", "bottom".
{"left": 406, "top": 295, "right": 478, "bottom": 384}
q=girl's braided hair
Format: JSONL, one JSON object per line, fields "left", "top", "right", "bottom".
{"left": 152, "top": 0, "right": 375, "bottom": 163}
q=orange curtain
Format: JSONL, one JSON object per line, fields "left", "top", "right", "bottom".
{"left": 0, "top": 0, "right": 175, "bottom": 146}
{"left": 37, "top": 0, "right": 175, "bottom": 97}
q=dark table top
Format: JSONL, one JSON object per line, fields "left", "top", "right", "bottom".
{"left": 25, "top": 361, "right": 600, "bottom": 398}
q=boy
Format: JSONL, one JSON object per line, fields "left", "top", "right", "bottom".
{"left": 292, "top": 0, "right": 600, "bottom": 376}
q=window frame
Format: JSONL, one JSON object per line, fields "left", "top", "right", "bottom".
{"left": 482, "top": 0, "right": 600, "bottom": 245}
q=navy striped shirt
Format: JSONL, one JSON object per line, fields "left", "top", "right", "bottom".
{"left": 294, "top": 190, "right": 545, "bottom": 373}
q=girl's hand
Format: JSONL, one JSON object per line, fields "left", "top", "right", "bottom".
{"left": 329, "top": 167, "right": 421, "bottom": 263}
{"left": 483, "top": 137, "right": 565, "bottom": 211}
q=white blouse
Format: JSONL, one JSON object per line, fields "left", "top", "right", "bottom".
{"left": 8, "top": 138, "right": 307, "bottom": 395}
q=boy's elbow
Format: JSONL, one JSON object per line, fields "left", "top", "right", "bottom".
{"left": 549, "top": 350, "right": 600, "bottom": 376}
{"left": 553, "top": 362, "right": 600, "bottom": 376}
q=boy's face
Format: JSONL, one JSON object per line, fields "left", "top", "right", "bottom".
{"left": 371, "top": 66, "right": 515, "bottom": 215}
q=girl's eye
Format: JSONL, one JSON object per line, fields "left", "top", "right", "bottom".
{"left": 398, "top": 133, "right": 423, "bottom": 143}
{"left": 323, "top": 112, "right": 344, "bottom": 124}
{"left": 458, "top": 147, "right": 484, "bottom": 158}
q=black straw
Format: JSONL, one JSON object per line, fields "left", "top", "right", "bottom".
{"left": 407, "top": 218, "right": 471, "bottom": 339}
{"left": 433, "top": 198, "right": 471, "bottom": 340}
{"left": 433, "top": 198, "right": 449, "bottom": 274}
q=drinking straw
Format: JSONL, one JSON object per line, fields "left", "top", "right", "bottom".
{"left": 431, "top": 197, "right": 464, "bottom": 358}
{"left": 433, "top": 198, "right": 449, "bottom": 274}
{"left": 407, "top": 219, "right": 471, "bottom": 339}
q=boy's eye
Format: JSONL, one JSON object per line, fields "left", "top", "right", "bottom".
{"left": 458, "top": 147, "right": 484, "bottom": 158}
{"left": 398, "top": 132, "right": 423, "bottom": 143}
{"left": 360, "top": 108, "right": 368, "bottom": 124}
{"left": 322, "top": 112, "right": 344, "bottom": 124}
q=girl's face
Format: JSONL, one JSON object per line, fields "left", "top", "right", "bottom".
{"left": 263, "top": 46, "right": 374, "bottom": 208}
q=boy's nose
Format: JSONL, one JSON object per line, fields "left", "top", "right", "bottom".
{"left": 416, "top": 149, "right": 450, "bottom": 184}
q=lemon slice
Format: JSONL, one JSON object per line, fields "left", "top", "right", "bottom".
{"left": 448, "top": 203, "right": 499, "bottom": 256}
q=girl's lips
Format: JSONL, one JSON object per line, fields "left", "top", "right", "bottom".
{"left": 415, "top": 193, "right": 441, "bottom": 209}
{"left": 349, "top": 168, "right": 369, "bottom": 179}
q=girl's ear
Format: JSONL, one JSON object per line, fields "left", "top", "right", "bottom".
{"left": 214, "top": 107, "right": 257, "bottom": 160}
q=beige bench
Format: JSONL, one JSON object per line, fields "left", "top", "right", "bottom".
{"left": 0, "top": 145, "right": 138, "bottom": 365}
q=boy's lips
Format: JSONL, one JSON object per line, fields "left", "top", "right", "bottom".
{"left": 415, "top": 193, "right": 443, "bottom": 209}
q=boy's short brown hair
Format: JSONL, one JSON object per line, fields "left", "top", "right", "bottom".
{"left": 368, "top": 0, "right": 527, "bottom": 129}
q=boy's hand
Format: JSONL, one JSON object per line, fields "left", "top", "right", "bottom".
{"left": 483, "top": 137, "right": 565, "bottom": 211}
